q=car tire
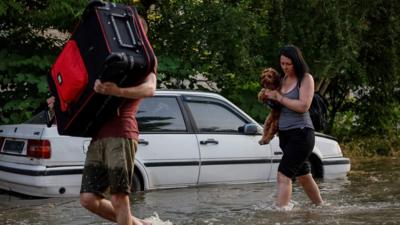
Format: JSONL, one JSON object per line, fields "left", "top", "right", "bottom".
{"left": 309, "top": 154, "right": 323, "bottom": 179}
{"left": 131, "top": 172, "right": 142, "bottom": 193}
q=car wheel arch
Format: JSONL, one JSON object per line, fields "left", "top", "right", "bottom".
{"left": 132, "top": 172, "right": 142, "bottom": 193}
{"left": 132, "top": 161, "right": 149, "bottom": 192}
{"left": 309, "top": 153, "right": 323, "bottom": 179}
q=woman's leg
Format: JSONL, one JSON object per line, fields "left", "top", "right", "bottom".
{"left": 275, "top": 172, "right": 293, "bottom": 207}
{"left": 297, "top": 173, "right": 323, "bottom": 205}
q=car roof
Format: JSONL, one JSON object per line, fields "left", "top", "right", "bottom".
{"left": 155, "top": 89, "right": 225, "bottom": 99}
{"left": 153, "top": 89, "right": 257, "bottom": 124}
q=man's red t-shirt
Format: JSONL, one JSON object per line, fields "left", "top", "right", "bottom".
{"left": 94, "top": 99, "right": 141, "bottom": 141}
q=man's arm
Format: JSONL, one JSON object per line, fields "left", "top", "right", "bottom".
{"left": 93, "top": 72, "right": 157, "bottom": 99}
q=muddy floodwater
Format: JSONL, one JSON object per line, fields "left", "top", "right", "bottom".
{"left": 0, "top": 157, "right": 399, "bottom": 225}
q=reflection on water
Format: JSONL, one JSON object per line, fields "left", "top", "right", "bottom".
{"left": 0, "top": 157, "right": 399, "bottom": 225}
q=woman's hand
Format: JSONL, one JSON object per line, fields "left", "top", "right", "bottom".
{"left": 264, "top": 90, "right": 283, "bottom": 103}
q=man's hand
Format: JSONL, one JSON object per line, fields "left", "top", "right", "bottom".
{"left": 93, "top": 79, "right": 121, "bottom": 97}
{"left": 47, "top": 96, "right": 55, "bottom": 110}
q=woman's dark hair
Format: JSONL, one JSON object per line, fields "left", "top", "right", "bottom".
{"left": 279, "top": 44, "right": 309, "bottom": 81}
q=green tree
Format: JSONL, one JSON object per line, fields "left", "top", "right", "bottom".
{"left": 0, "top": 0, "right": 87, "bottom": 124}
{"left": 150, "top": 0, "right": 276, "bottom": 122}
{"left": 0, "top": 0, "right": 144, "bottom": 124}
{"left": 354, "top": 0, "right": 400, "bottom": 136}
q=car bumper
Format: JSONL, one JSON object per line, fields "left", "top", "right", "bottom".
{"left": 0, "top": 162, "right": 83, "bottom": 197}
{"left": 322, "top": 157, "right": 351, "bottom": 179}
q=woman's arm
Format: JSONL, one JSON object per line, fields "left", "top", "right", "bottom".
{"left": 265, "top": 73, "right": 314, "bottom": 113}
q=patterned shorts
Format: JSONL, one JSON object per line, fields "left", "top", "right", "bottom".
{"left": 80, "top": 137, "right": 137, "bottom": 196}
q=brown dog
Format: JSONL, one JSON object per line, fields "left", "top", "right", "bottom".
{"left": 257, "top": 67, "right": 281, "bottom": 145}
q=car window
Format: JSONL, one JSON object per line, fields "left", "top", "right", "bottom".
{"left": 24, "top": 111, "right": 47, "bottom": 124}
{"left": 137, "top": 96, "right": 187, "bottom": 132}
{"left": 186, "top": 99, "right": 247, "bottom": 133}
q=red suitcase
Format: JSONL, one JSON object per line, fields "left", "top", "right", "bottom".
{"left": 48, "top": 0, "right": 156, "bottom": 137}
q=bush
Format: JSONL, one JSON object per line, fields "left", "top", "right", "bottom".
{"left": 341, "top": 133, "right": 400, "bottom": 158}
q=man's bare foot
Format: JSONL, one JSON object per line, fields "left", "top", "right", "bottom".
{"left": 132, "top": 216, "right": 152, "bottom": 225}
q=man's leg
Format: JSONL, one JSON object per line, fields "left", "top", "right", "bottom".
{"left": 110, "top": 193, "right": 132, "bottom": 225}
{"left": 297, "top": 173, "right": 323, "bottom": 205}
{"left": 80, "top": 192, "right": 117, "bottom": 222}
{"left": 80, "top": 192, "right": 151, "bottom": 225}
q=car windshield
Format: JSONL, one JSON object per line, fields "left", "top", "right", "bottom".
{"left": 24, "top": 111, "right": 47, "bottom": 124}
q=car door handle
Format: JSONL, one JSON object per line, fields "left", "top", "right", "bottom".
{"left": 138, "top": 139, "right": 149, "bottom": 145}
{"left": 274, "top": 151, "right": 283, "bottom": 155}
{"left": 200, "top": 139, "right": 219, "bottom": 145}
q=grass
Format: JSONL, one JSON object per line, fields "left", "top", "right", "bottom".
{"left": 340, "top": 135, "right": 400, "bottom": 158}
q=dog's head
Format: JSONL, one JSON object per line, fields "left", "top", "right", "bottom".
{"left": 260, "top": 68, "right": 281, "bottom": 90}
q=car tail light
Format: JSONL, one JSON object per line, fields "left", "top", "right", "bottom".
{"left": 27, "top": 140, "right": 51, "bottom": 159}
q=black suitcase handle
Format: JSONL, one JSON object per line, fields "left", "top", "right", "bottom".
{"left": 83, "top": 1, "right": 138, "bottom": 50}
{"left": 110, "top": 13, "right": 138, "bottom": 49}
{"left": 99, "top": 53, "right": 135, "bottom": 83}
{"left": 103, "top": 52, "right": 132, "bottom": 70}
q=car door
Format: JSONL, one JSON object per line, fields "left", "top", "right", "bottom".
{"left": 135, "top": 95, "right": 201, "bottom": 189}
{"left": 183, "top": 95, "right": 273, "bottom": 184}
{"left": 266, "top": 135, "right": 282, "bottom": 181}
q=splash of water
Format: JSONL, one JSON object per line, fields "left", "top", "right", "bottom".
{"left": 274, "top": 201, "right": 295, "bottom": 211}
{"left": 253, "top": 200, "right": 297, "bottom": 211}
{"left": 144, "top": 212, "right": 173, "bottom": 225}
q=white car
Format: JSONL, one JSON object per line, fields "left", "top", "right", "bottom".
{"left": 0, "top": 90, "right": 350, "bottom": 197}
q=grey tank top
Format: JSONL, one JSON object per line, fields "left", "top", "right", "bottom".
{"left": 278, "top": 84, "right": 314, "bottom": 131}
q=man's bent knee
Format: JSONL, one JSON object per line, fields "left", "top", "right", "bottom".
{"left": 80, "top": 193, "right": 100, "bottom": 211}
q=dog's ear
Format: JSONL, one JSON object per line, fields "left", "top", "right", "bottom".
{"left": 260, "top": 71, "right": 267, "bottom": 86}
{"left": 272, "top": 72, "right": 281, "bottom": 89}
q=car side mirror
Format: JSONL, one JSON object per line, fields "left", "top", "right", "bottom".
{"left": 238, "top": 123, "right": 259, "bottom": 135}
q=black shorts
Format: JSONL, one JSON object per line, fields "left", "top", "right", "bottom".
{"left": 278, "top": 127, "right": 315, "bottom": 179}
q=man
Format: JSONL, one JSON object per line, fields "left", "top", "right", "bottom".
{"left": 48, "top": 17, "right": 156, "bottom": 225}
{"left": 81, "top": 71, "right": 155, "bottom": 225}
{"left": 48, "top": 73, "right": 155, "bottom": 225}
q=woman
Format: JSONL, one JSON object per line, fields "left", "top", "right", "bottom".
{"left": 264, "top": 44, "right": 323, "bottom": 208}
